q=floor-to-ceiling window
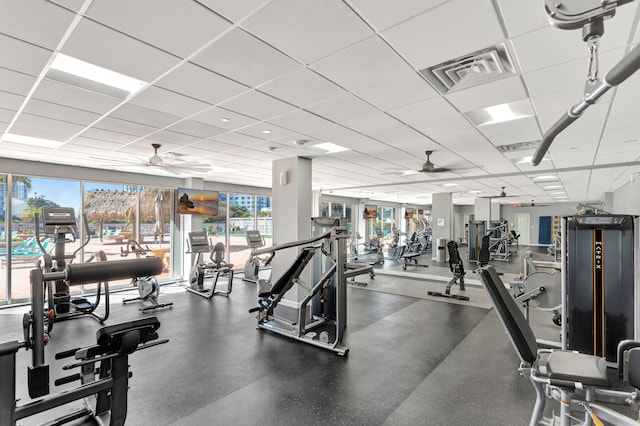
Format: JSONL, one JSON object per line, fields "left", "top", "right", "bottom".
{"left": 9, "top": 176, "right": 81, "bottom": 303}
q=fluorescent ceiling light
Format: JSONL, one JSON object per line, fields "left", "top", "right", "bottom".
{"left": 543, "top": 185, "right": 563, "bottom": 190}
{"left": 314, "top": 142, "right": 349, "bottom": 153}
{"left": 516, "top": 156, "right": 550, "bottom": 164}
{"left": 261, "top": 129, "right": 272, "bottom": 134}
{"left": 50, "top": 53, "right": 146, "bottom": 94}
{"left": 469, "top": 190, "right": 482, "bottom": 194}
{"left": 466, "top": 99, "right": 533, "bottom": 126}
{"left": 401, "top": 170, "right": 419, "bottom": 176}
{"left": 442, "top": 183, "right": 458, "bottom": 187}
{"left": 532, "top": 175, "right": 559, "bottom": 181}
{"left": 2, "top": 133, "right": 63, "bottom": 148}
{"left": 549, "top": 191, "right": 566, "bottom": 195}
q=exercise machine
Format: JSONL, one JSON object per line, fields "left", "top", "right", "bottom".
{"left": 563, "top": 214, "right": 639, "bottom": 362}
{"left": 479, "top": 264, "right": 640, "bottom": 426}
{"left": 427, "top": 241, "right": 468, "bottom": 301}
{"left": 467, "top": 220, "right": 486, "bottom": 263}
{"left": 186, "top": 231, "right": 234, "bottom": 299}
{"left": 510, "top": 250, "right": 563, "bottom": 350}
{"left": 487, "top": 222, "right": 511, "bottom": 262}
{"left": 249, "top": 220, "right": 372, "bottom": 355}
{"left": 120, "top": 240, "right": 173, "bottom": 311}
{"left": 0, "top": 257, "right": 166, "bottom": 426}
{"left": 36, "top": 207, "right": 109, "bottom": 332}
{"left": 533, "top": 0, "right": 640, "bottom": 166}
{"left": 243, "top": 229, "right": 267, "bottom": 283}
{"left": 348, "top": 231, "right": 384, "bottom": 265}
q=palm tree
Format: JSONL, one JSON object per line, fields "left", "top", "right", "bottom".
{"left": 0, "top": 175, "right": 32, "bottom": 191}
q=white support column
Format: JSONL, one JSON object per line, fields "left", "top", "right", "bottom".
{"left": 431, "top": 193, "right": 453, "bottom": 260}
{"left": 272, "top": 157, "right": 312, "bottom": 304}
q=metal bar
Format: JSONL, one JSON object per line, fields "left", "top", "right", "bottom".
{"left": 532, "top": 43, "right": 640, "bottom": 166}
{"left": 251, "top": 231, "right": 332, "bottom": 256}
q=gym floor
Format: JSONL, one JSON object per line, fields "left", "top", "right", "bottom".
{"left": 1, "top": 247, "right": 553, "bottom": 425}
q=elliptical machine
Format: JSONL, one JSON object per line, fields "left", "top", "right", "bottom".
{"left": 120, "top": 240, "right": 173, "bottom": 311}
{"left": 36, "top": 207, "right": 109, "bottom": 333}
{"left": 186, "top": 231, "right": 234, "bottom": 299}
{"left": 243, "top": 229, "right": 267, "bottom": 283}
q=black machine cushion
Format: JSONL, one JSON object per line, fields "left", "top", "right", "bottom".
{"left": 478, "top": 266, "right": 539, "bottom": 364}
{"left": 546, "top": 350, "right": 610, "bottom": 387}
{"left": 269, "top": 247, "right": 316, "bottom": 296}
{"left": 96, "top": 316, "right": 160, "bottom": 350}
{"left": 628, "top": 348, "right": 640, "bottom": 389}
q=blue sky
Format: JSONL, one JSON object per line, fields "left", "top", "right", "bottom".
{"left": 26, "top": 178, "right": 125, "bottom": 214}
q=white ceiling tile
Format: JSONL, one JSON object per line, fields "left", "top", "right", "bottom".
{"left": 148, "top": 130, "right": 202, "bottom": 145}
{"left": 258, "top": 67, "right": 346, "bottom": 107}
{"left": 0, "top": 35, "right": 52, "bottom": 76}
{"left": 156, "top": 62, "right": 249, "bottom": 105}
{"left": 211, "top": 131, "right": 265, "bottom": 147}
{"left": 348, "top": 0, "right": 447, "bottom": 31}
{"left": 368, "top": 125, "right": 426, "bottom": 145}
{"left": 130, "top": 86, "right": 211, "bottom": 117}
{"left": 305, "top": 94, "right": 379, "bottom": 123}
{"left": 62, "top": 18, "right": 181, "bottom": 82}
{"left": 86, "top": 0, "right": 230, "bottom": 58}
{"left": 0, "top": 90, "right": 26, "bottom": 111}
{"left": 22, "top": 98, "right": 101, "bottom": 126}
{"left": 342, "top": 112, "right": 402, "bottom": 134}
{"left": 165, "top": 120, "right": 227, "bottom": 139}
{"left": 495, "top": 0, "right": 547, "bottom": 37}
{"left": 190, "top": 107, "right": 259, "bottom": 130}
{"left": 383, "top": 0, "right": 505, "bottom": 69}
{"left": 94, "top": 116, "right": 156, "bottom": 137}
{"left": 0, "top": 68, "right": 37, "bottom": 96}
{"left": 65, "top": 136, "right": 125, "bottom": 151}
{"left": 388, "top": 97, "right": 472, "bottom": 135}
{"left": 190, "top": 139, "right": 241, "bottom": 153}
{"left": 446, "top": 76, "right": 527, "bottom": 112}
{"left": 0, "top": 108, "right": 16, "bottom": 123}
{"left": 242, "top": 0, "right": 373, "bottom": 63}
{"left": 1, "top": 0, "right": 75, "bottom": 50}
{"left": 311, "top": 36, "right": 413, "bottom": 91}
{"left": 267, "top": 110, "right": 334, "bottom": 133}
{"left": 192, "top": 28, "right": 299, "bottom": 88}
{"left": 109, "top": 103, "right": 181, "bottom": 128}
{"left": 478, "top": 117, "right": 542, "bottom": 146}
{"left": 195, "top": 0, "right": 269, "bottom": 22}
{"left": 80, "top": 127, "right": 140, "bottom": 144}
{"left": 353, "top": 72, "right": 439, "bottom": 111}
{"left": 34, "top": 79, "right": 122, "bottom": 114}
{"left": 236, "top": 123, "right": 297, "bottom": 141}
{"left": 48, "top": 0, "right": 85, "bottom": 12}
{"left": 303, "top": 124, "right": 361, "bottom": 143}
{"left": 219, "top": 90, "right": 296, "bottom": 120}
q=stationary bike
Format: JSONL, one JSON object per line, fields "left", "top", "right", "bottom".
{"left": 186, "top": 231, "right": 234, "bottom": 299}
{"left": 120, "top": 240, "right": 173, "bottom": 312}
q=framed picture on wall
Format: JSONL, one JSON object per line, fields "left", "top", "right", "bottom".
{"left": 363, "top": 205, "right": 377, "bottom": 219}
{"left": 177, "top": 188, "right": 219, "bottom": 215}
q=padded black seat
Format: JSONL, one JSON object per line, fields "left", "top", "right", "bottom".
{"left": 545, "top": 351, "right": 609, "bottom": 387}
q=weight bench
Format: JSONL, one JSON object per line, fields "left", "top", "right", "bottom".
{"left": 428, "top": 241, "right": 468, "bottom": 301}
{"left": 345, "top": 262, "right": 374, "bottom": 286}
{"left": 477, "top": 265, "right": 640, "bottom": 426}
{"left": 401, "top": 252, "right": 428, "bottom": 270}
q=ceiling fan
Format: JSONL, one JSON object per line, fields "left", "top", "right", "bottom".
{"left": 417, "top": 150, "right": 451, "bottom": 173}
{"left": 514, "top": 200, "right": 551, "bottom": 208}
{"left": 94, "top": 143, "right": 212, "bottom": 175}
{"left": 480, "top": 187, "right": 517, "bottom": 198}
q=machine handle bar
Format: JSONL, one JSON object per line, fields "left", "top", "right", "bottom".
{"left": 532, "top": 43, "right": 640, "bottom": 166}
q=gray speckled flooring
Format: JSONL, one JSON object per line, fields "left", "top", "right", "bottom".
{"left": 0, "top": 250, "right": 552, "bottom": 426}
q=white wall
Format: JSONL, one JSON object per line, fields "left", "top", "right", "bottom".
{"left": 613, "top": 179, "right": 640, "bottom": 215}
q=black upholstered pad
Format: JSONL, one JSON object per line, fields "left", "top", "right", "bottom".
{"left": 628, "top": 348, "right": 640, "bottom": 389}
{"left": 546, "top": 350, "right": 610, "bottom": 387}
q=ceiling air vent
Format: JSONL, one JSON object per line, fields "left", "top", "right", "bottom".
{"left": 419, "top": 43, "right": 516, "bottom": 95}
{"left": 495, "top": 141, "right": 541, "bottom": 153}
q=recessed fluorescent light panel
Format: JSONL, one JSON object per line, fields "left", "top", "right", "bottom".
{"left": 466, "top": 99, "right": 533, "bottom": 126}
{"left": 2, "top": 133, "right": 63, "bottom": 148}
{"left": 46, "top": 53, "right": 146, "bottom": 99}
{"left": 532, "top": 175, "right": 559, "bottom": 182}
{"left": 442, "top": 183, "right": 458, "bottom": 187}
{"left": 469, "top": 190, "right": 482, "bottom": 194}
{"left": 314, "top": 142, "right": 349, "bottom": 153}
{"left": 543, "top": 185, "right": 563, "bottom": 190}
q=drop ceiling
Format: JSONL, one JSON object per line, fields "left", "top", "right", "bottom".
{"left": 1, "top": 0, "right": 640, "bottom": 205}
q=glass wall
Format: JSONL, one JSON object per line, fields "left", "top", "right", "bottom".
{"left": 9, "top": 177, "right": 82, "bottom": 303}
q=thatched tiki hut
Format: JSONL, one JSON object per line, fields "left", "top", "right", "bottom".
{"left": 136, "top": 188, "right": 172, "bottom": 243}
{"left": 84, "top": 190, "right": 136, "bottom": 241}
